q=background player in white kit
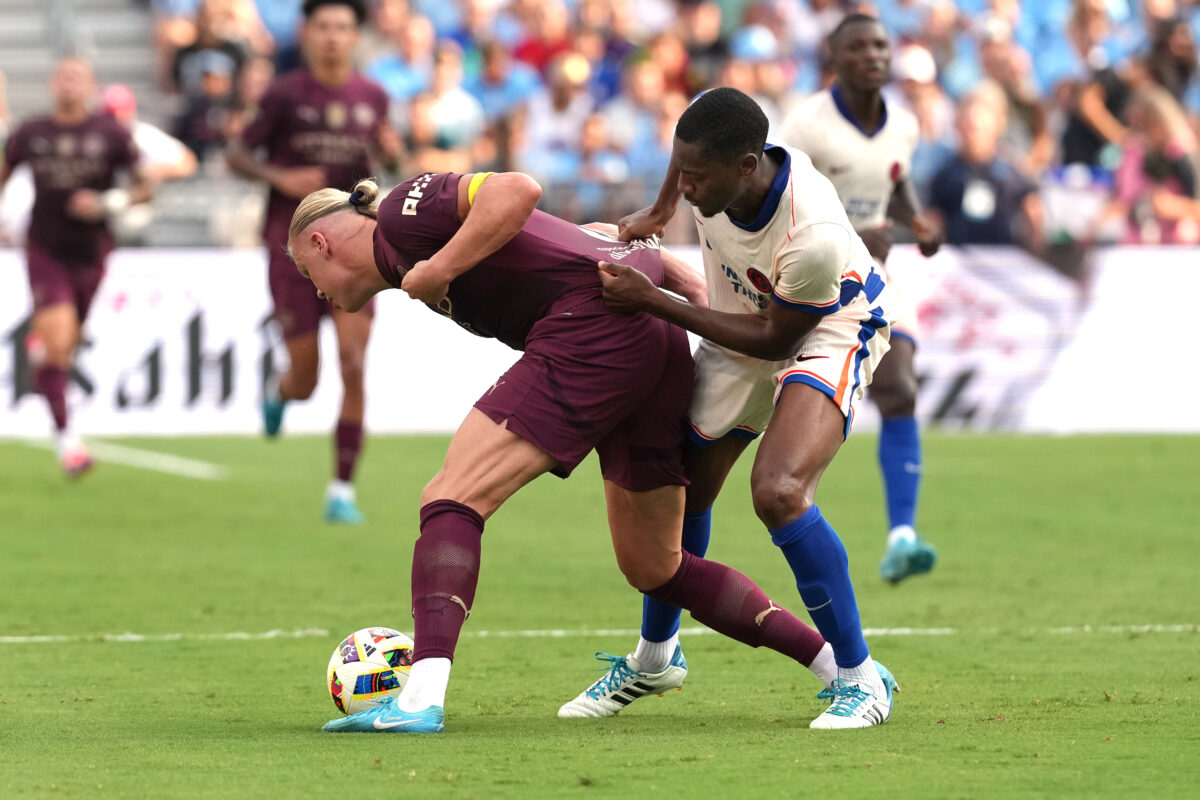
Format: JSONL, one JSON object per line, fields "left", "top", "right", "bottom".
{"left": 782, "top": 14, "right": 944, "bottom": 584}
{"left": 562, "top": 87, "right": 897, "bottom": 729}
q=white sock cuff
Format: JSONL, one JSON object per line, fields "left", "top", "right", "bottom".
{"left": 327, "top": 479, "right": 355, "bottom": 502}
{"left": 398, "top": 657, "right": 452, "bottom": 712}
{"left": 632, "top": 633, "right": 679, "bottom": 672}
{"left": 887, "top": 525, "right": 917, "bottom": 546}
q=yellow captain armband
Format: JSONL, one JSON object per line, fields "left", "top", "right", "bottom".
{"left": 467, "top": 172, "right": 495, "bottom": 205}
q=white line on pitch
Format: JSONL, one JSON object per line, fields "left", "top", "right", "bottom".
{"left": 21, "top": 439, "right": 228, "bottom": 481}
{"left": 0, "top": 628, "right": 328, "bottom": 644}
{"left": 0, "top": 623, "right": 1194, "bottom": 646}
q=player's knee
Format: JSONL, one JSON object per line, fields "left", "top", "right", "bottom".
{"left": 873, "top": 380, "right": 917, "bottom": 418}
{"left": 338, "top": 351, "right": 364, "bottom": 387}
{"left": 40, "top": 336, "right": 75, "bottom": 365}
{"left": 751, "top": 474, "right": 814, "bottom": 529}
{"left": 618, "top": 556, "right": 676, "bottom": 593}
{"left": 285, "top": 372, "right": 318, "bottom": 400}
{"left": 684, "top": 482, "right": 720, "bottom": 513}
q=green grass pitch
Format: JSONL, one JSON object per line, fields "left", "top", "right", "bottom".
{"left": 1, "top": 433, "right": 1196, "bottom": 798}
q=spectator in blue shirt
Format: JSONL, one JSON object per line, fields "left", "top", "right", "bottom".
{"left": 464, "top": 40, "right": 542, "bottom": 122}
{"left": 366, "top": 12, "right": 436, "bottom": 102}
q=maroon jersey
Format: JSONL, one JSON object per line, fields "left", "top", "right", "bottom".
{"left": 239, "top": 69, "right": 389, "bottom": 233}
{"left": 4, "top": 113, "right": 136, "bottom": 263}
{"left": 373, "top": 172, "right": 665, "bottom": 350}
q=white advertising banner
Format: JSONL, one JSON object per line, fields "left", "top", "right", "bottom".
{"left": 1, "top": 245, "right": 1197, "bottom": 437}
{"left": 0, "top": 248, "right": 520, "bottom": 437}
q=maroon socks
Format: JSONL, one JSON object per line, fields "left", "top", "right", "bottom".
{"left": 410, "top": 500, "right": 484, "bottom": 662}
{"left": 647, "top": 550, "right": 826, "bottom": 667}
{"left": 334, "top": 420, "right": 363, "bottom": 482}
{"left": 34, "top": 365, "right": 68, "bottom": 431}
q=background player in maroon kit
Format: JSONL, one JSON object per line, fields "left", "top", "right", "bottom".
{"left": 287, "top": 170, "right": 844, "bottom": 734}
{"left": 226, "top": 0, "right": 398, "bottom": 523}
{"left": 0, "top": 57, "right": 152, "bottom": 476}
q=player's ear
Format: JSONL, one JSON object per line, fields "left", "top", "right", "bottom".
{"left": 739, "top": 152, "right": 759, "bottom": 176}
{"left": 310, "top": 231, "right": 329, "bottom": 258}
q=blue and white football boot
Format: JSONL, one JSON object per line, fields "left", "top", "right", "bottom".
{"left": 879, "top": 526, "right": 938, "bottom": 583}
{"left": 557, "top": 646, "right": 687, "bottom": 718}
{"left": 809, "top": 661, "right": 898, "bottom": 730}
{"left": 322, "top": 696, "right": 445, "bottom": 734}
{"left": 324, "top": 495, "right": 365, "bottom": 524}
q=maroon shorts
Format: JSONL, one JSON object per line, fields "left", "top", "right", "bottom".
{"left": 474, "top": 299, "right": 692, "bottom": 492}
{"left": 25, "top": 240, "right": 109, "bottom": 321}
{"left": 266, "top": 229, "right": 374, "bottom": 341}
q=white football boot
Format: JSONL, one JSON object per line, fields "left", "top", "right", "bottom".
{"left": 809, "top": 661, "right": 898, "bottom": 730}
{"left": 557, "top": 646, "right": 687, "bottom": 718}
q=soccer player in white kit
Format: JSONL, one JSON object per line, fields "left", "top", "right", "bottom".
{"left": 559, "top": 87, "right": 897, "bottom": 729}
{"left": 782, "top": 13, "right": 944, "bottom": 584}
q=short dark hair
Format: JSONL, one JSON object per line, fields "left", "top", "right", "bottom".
{"left": 830, "top": 12, "right": 882, "bottom": 46}
{"left": 675, "top": 87, "right": 768, "bottom": 161}
{"left": 303, "top": 0, "right": 367, "bottom": 25}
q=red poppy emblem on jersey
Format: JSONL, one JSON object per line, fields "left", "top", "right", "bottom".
{"left": 746, "top": 268, "right": 772, "bottom": 293}
{"left": 890, "top": 161, "right": 903, "bottom": 182}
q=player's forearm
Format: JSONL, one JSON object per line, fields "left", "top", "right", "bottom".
{"left": 888, "top": 179, "right": 920, "bottom": 229}
{"left": 225, "top": 143, "right": 278, "bottom": 185}
{"left": 644, "top": 291, "right": 801, "bottom": 361}
{"left": 649, "top": 162, "right": 683, "bottom": 219}
{"left": 432, "top": 173, "right": 541, "bottom": 281}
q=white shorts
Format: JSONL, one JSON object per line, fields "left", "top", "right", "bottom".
{"left": 687, "top": 293, "right": 892, "bottom": 442}
{"left": 875, "top": 256, "right": 918, "bottom": 342}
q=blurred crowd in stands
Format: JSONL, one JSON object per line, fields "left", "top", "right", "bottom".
{"left": 8, "top": 0, "right": 1200, "bottom": 247}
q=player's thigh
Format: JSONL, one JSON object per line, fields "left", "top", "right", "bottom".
{"left": 684, "top": 437, "right": 751, "bottom": 512}
{"left": 280, "top": 331, "right": 321, "bottom": 391}
{"left": 604, "top": 480, "right": 686, "bottom": 591}
{"left": 331, "top": 306, "right": 373, "bottom": 374}
{"left": 423, "top": 408, "right": 557, "bottom": 520}
{"left": 869, "top": 334, "right": 917, "bottom": 416}
{"left": 750, "top": 382, "right": 846, "bottom": 518}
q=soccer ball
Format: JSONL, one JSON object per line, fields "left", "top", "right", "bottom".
{"left": 326, "top": 627, "right": 414, "bottom": 715}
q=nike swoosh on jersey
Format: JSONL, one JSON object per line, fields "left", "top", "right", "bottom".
{"left": 794, "top": 355, "right": 828, "bottom": 362}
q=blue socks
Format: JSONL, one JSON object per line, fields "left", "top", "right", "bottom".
{"left": 770, "top": 506, "right": 868, "bottom": 668}
{"left": 641, "top": 508, "right": 712, "bottom": 641}
{"left": 879, "top": 416, "right": 921, "bottom": 530}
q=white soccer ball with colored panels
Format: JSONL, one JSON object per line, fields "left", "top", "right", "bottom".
{"left": 326, "top": 627, "right": 414, "bottom": 715}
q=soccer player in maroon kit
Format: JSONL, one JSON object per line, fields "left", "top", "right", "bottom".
{"left": 226, "top": 0, "right": 398, "bottom": 523}
{"left": 287, "top": 170, "right": 841, "bottom": 734}
{"left": 0, "top": 57, "right": 152, "bottom": 476}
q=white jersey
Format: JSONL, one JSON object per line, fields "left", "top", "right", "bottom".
{"left": 780, "top": 87, "right": 918, "bottom": 231}
{"left": 695, "top": 145, "right": 879, "bottom": 322}
{"left": 686, "top": 145, "right": 892, "bottom": 442}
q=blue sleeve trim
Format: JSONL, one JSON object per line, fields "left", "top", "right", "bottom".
{"left": 772, "top": 292, "right": 840, "bottom": 316}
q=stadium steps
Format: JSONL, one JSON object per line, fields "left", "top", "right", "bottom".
{"left": 139, "top": 176, "right": 267, "bottom": 248}
{"left": 1, "top": 0, "right": 169, "bottom": 129}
